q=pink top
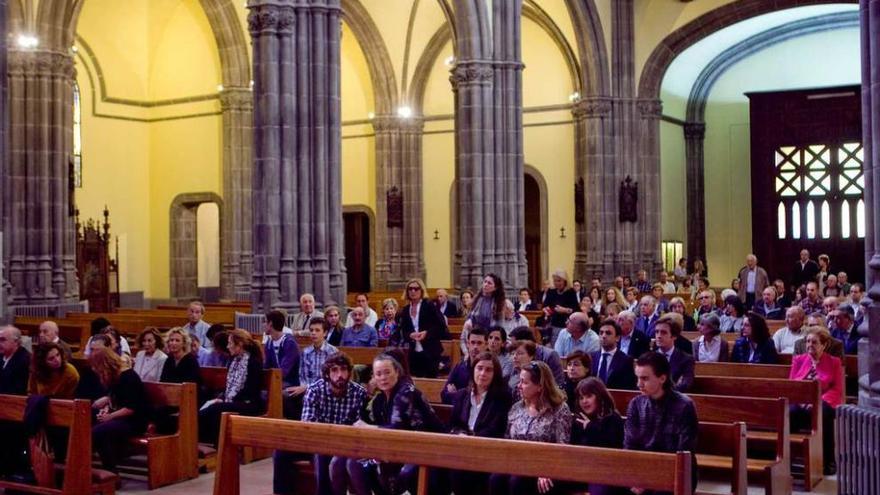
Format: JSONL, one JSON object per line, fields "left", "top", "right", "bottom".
{"left": 789, "top": 352, "right": 844, "bottom": 407}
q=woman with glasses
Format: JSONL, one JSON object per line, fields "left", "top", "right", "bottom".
{"left": 395, "top": 278, "right": 450, "bottom": 378}
{"left": 490, "top": 360, "right": 571, "bottom": 495}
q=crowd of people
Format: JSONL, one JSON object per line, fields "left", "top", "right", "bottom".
{"left": 0, "top": 246, "right": 858, "bottom": 491}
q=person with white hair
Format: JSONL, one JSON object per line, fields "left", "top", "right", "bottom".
{"left": 634, "top": 296, "right": 660, "bottom": 337}
{"left": 737, "top": 254, "right": 769, "bottom": 309}
{"left": 499, "top": 299, "right": 529, "bottom": 335}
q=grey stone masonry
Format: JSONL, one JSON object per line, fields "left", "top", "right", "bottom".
{"left": 373, "top": 115, "right": 426, "bottom": 289}
{"left": 4, "top": 47, "right": 79, "bottom": 305}
{"left": 0, "top": 0, "right": 7, "bottom": 319}
{"left": 859, "top": 0, "right": 880, "bottom": 408}
{"left": 451, "top": 0, "right": 527, "bottom": 291}
{"left": 248, "top": 0, "right": 346, "bottom": 312}
{"left": 219, "top": 87, "right": 254, "bottom": 300}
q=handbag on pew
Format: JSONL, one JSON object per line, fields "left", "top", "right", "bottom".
{"left": 29, "top": 430, "right": 56, "bottom": 488}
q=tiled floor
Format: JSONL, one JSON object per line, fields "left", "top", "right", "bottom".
{"left": 119, "top": 460, "right": 839, "bottom": 495}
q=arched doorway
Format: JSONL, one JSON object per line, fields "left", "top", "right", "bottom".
{"left": 523, "top": 170, "right": 547, "bottom": 293}
{"left": 343, "top": 208, "right": 373, "bottom": 292}
{"left": 170, "top": 193, "right": 223, "bottom": 301}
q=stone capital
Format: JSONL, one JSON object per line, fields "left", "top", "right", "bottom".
{"left": 8, "top": 50, "right": 75, "bottom": 79}
{"left": 572, "top": 97, "right": 612, "bottom": 119}
{"left": 636, "top": 98, "right": 663, "bottom": 118}
{"left": 683, "top": 122, "right": 706, "bottom": 140}
{"left": 247, "top": 4, "right": 295, "bottom": 36}
{"left": 371, "top": 114, "right": 424, "bottom": 133}
{"left": 449, "top": 61, "right": 494, "bottom": 89}
{"left": 219, "top": 87, "right": 254, "bottom": 112}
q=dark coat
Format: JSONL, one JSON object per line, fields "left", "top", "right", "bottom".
{"left": 731, "top": 338, "right": 779, "bottom": 364}
{"left": 448, "top": 386, "right": 512, "bottom": 438}
{"left": 264, "top": 334, "right": 301, "bottom": 387}
{"left": 0, "top": 346, "right": 31, "bottom": 395}
{"left": 793, "top": 259, "right": 820, "bottom": 289}
{"left": 623, "top": 331, "right": 651, "bottom": 359}
{"left": 590, "top": 349, "right": 636, "bottom": 390}
{"left": 667, "top": 349, "right": 695, "bottom": 393}
{"left": 395, "top": 300, "right": 450, "bottom": 377}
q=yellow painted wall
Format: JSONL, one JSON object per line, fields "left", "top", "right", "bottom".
{"left": 76, "top": 0, "right": 224, "bottom": 299}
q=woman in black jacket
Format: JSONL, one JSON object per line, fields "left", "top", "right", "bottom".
{"left": 731, "top": 312, "right": 779, "bottom": 364}
{"left": 393, "top": 278, "right": 451, "bottom": 377}
{"left": 198, "top": 329, "right": 265, "bottom": 446}
{"left": 448, "top": 352, "right": 514, "bottom": 495}
{"left": 570, "top": 377, "right": 627, "bottom": 495}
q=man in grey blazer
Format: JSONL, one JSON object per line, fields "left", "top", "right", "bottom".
{"left": 290, "top": 293, "right": 324, "bottom": 337}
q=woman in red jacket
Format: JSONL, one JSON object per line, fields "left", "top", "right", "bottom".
{"left": 789, "top": 327, "right": 843, "bottom": 475}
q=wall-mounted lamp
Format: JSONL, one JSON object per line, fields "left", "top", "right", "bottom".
{"left": 433, "top": 230, "right": 440, "bottom": 240}
{"left": 559, "top": 227, "right": 567, "bottom": 239}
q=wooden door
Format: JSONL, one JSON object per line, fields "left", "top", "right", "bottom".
{"left": 748, "top": 86, "right": 865, "bottom": 286}
{"left": 524, "top": 174, "right": 542, "bottom": 293}
{"left": 343, "top": 212, "right": 371, "bottom": 292}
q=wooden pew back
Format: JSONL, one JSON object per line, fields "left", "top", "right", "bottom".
{"left": 0, "top": 396, "right": 96, "bottom": 495}
{"left": 213, "top": 415, "right": 693, "bottom": 495}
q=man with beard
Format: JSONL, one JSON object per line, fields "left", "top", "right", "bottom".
{"left": 273, "top": 352, "right": 368, "bottom": 495}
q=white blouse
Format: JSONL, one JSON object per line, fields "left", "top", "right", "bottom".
{"left": 134, "top": 349, "right": 168, "bottom": 382}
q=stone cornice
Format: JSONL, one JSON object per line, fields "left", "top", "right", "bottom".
{"left": 571, "top": 98, "right": 612, "bottom": 119}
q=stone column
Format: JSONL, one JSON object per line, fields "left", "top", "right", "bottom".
{"left": 572, "top": 97, "right": 613, "bottom": 280}
{"left": 249, "top": 0, "right": 346, "bottom": 312}
{"left": 683, "top": 122, "right": 707, "bottom": 270}
{"left": 451, "top": 0, "right": 527, "bottom": 290}
{"left": 859, "top": 0, "right": 880, "bottom": 408}
{"left": 0, "top": 0, "right": 8, "bottom": 319}
{"left": 219, "top": 87, "right": 253, "bottom": 301}
{"left": 4, "top": 47, "right": 79, "bottom": 305}
{"left": 373, "top": 115, "right": 425, "bottom": 289}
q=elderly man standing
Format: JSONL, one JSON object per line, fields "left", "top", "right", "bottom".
{"left": 291, "top": 293, "right": 325, "bottom": 337}
{"left": 738, "top": 254, "right": 769, "bottom": 309}
{"left": 185, "top": 301, "right": 212, "bottom": 350}
{"left": 38, "top": 320, "right": 73, "bottom": 360}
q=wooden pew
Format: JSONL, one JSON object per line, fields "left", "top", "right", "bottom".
{"left": 126, "top": 382, "right": 199, "bottom": 489}
{"left": 15, "top": 317, "right": 91, "bottom": 352}
{"left": 610, "top": 390, "right": 791, "bottom": 495}
{"left": 0, "top": 395, "right": 117, "bottom": 495}
{"left": 213, "top": 415, "right": 694, "bottom": 495}
{"left": 689, "top": 376, "right": 823, "bottom": 490}
{"left": 199, "top": 367, "right": 283, "bottom": 465}
{"left": 697, "top": 422, "right": 749, "bottom": 495}
{"left": 413, "top": 377, "right": 446, "bottom": 404}
{"left": 695, "top": 362, "right": 791, "bottom": 379}
{"left": 292, "top": 340, "right": 462, "bottom": 371}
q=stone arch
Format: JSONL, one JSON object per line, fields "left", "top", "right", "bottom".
{"left": 410, "top": 24, "right": 453, "bottom": 114}
{"left": 564, "top": 0, "right": 610, "bottom": 97}
{"left": 638, "top": 0, "right": 858, "bottom": 100}
{"left": 449, "top": 0, "right": 492, "bottom": 60}
{"left": 199, "top": 0, "right": 251, "bottom": 88}
{"left": 522, "top": 1, "right": 582, "bottom": 94}
{"left": 170, "top": 192, "right": 224, "bottom": 300}
{"left": 342, "top": 0, "right": 398, "bottom": 114}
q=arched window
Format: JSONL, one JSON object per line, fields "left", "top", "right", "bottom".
{"left": 73, "top": 82, "right": 82, "bottom": 188}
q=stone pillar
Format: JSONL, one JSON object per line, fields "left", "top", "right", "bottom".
{"left": 373, "top": 115, "right": 425, "bottom": 289}
{"left": 683, "top": 122, "right": 707, "bottom": 270}
{"left": 572, "top": 97, "right": 613, "bottom": 281}
{"left": 0, "top": 0, "right": 8, "bottom": 319}
{"left": 219, "top": 87, "right": 253, "bottom": 301}
{"left": 451, "top": 0, "right": 527, "bottom": 291}
{"left": 170, "top": 204, "right": 199, "bottom": 299}
{"left": 249, "top": 0, "right": 346, "bottom": 312}
{"left": 4, "top": 47, "right": 79, "bottom": 305}
{"left": 859, "top": 0, "right": 880, "bottom": 408}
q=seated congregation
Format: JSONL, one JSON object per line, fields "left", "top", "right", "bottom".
{"left": 0, "top": 249, "right": 856, "bottom": 494}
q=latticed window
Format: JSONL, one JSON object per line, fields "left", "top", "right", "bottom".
{"left": 774, "top": 142, "right": 864, "bottom": 240}
{"left": 73, "top": 82, "right": 82, "bottom": 188}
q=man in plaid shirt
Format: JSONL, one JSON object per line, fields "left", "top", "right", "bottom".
{"left": 273, "top": 352, "right": 368, "bottom": 495}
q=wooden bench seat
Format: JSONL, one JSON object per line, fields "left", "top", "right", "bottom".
{"left": 214, "top": 415, "right": 694, "bottom": 495}
{"left": 0, "top": 394, "right": 117, "bottom": 495}
{"left": 689, "top": 376, "right": 823, "bottom": 490}
{"left": 611, "top": 390, "right": 791, "bottom": 495}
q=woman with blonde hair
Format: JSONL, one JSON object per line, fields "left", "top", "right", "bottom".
{"left": 160, "top": 327, "right": 201, "bottom": 385}
{"left": 393, "top": 278, "right": 450, "bottom": 377}
{"left": 198, "top": 329, "right": 265, "bottom": 446}
{"left": 490, "top": 360, "right": 571, "bottom": 495}
{"left": 89, "top": 347, "right": 148, "bottom": 473}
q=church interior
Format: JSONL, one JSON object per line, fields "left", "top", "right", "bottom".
{"left": 0, "top": 0, "right": 878, "bottom": 494}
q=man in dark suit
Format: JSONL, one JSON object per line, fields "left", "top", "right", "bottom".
{"left": 441, "top": 327, "right": 487, "bottom": 404}
{"left": 38, "top": 320, "right": 73, "bottom": 360}
{"left": 591, "top": 319, "right": 636, "bottom": 390}
{"left": 435, "top": 289, "right": 460, "bottom": 318}
{"left": 616, "top": 310, "right": 650, "bottom": 359}
{"left": 793, "top": 249, "right": 820, "bottom": 290}
{"left": 652, "top": 314, "right": 694, "bottom": 393}
{"left": 0, "top": 326, "right": 30, "bottom": 395}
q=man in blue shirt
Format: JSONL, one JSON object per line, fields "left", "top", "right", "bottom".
{"left": 341, "top": 307, "right": 378, "bottom": 347}
{"left": 553, "top": 311, "right": 599, "bottom": 358}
